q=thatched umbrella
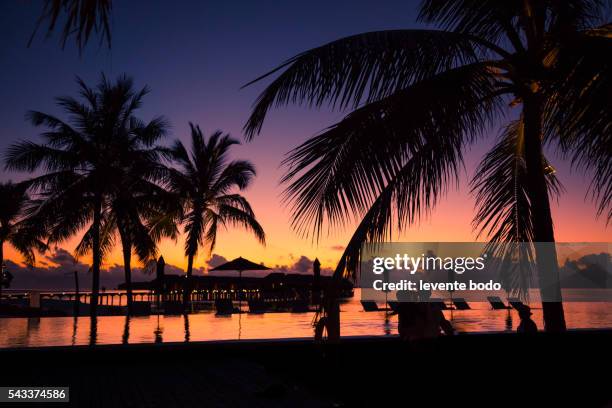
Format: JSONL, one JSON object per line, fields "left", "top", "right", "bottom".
{"left": 209, "top": 257, "right": 270, "bottom": 309}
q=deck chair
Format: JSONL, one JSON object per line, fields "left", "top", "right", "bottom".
{"left": 487, "top": 296, "right": 511, "bottom": 310}
{"left": 215, "top": 299, "right": 238, "bottom": 315}
{"left": 430, "top": 298, "right": 451, "bottom": 310}
{"left": 508, "top": 298, "right": 526, "bottom": 310}
{"left": 452, "top": 298, "right": 471, "bottom": 310}
{"left": 248, "top": 299, "right": 269, "bottom": 314}
{"left": 290, "top": 299, "right": 310, "bottom": 313}
{"left": 361, "top": 301, "right": 380, "bottom": 312}
{"left": 387, "top": 301, "right": 400, "bottom": 313}
{"left": 162, "top": 301, "right": 183, "bottom": 315}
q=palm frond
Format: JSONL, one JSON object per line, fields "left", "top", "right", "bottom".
{"left": 471, "top": 119, "right": 563, "bottom": 299}
{"left": 74, "top": 213, "right": 116, "bottom": 260}
{"left": 281, "top": 62, "right": 505, "bottom": 240}
{"left": 244, "top": 29, "right": 494, "bottom": 139}
{"left": 29, "top": 0, "right": 113, "bottom": 52}
{"left": 217, "top": 204, "right": 266, "bottom": 246}
{"left": 545, "top": 24, "right": 612, "bottom": 221}
{"left": 332, "top": 137, "right": 463, "bottom": 279}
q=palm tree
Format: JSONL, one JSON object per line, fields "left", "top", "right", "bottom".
{"left": 29, "top": 0, "right": 113, "bottom": 52}
{"left": 0, "top": 182, "right": 47, "bottom": 299}
{"left": 73, "top": 141, "right": 175, "bottom": 314}
{"left": 244, "top": 1, "right": 611, "bottom": 333}
{"left": 163, "top": 124, "right": 265, "bottom": 309}
{"left": 4, "top": 74, "right": 168, "bottom": 317}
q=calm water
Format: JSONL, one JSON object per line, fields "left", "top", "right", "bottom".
{"left": 1, "top": 291, "right": 611, "bottom": 348}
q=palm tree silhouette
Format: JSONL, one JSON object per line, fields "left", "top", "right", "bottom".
{"left": 4, "top": 74, "right": 168, "bottom": 317}
{"left": 72, "top": 125, "right": 174, "bottom": 314}
{"left": 29, "top": 0, "right": 113, "bottom": 52}
{"left": 0, "top": 182, "right": 48, "bottom": 292}
{"left": 162, "top": 124, "right": 265, "bottom": 309}
{"left": 244, "top": 1, "right": 611, "bottom": 333}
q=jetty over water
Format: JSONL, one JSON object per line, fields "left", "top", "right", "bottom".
{"left": 0, "top": 273, "right": 353, "bottom": 317}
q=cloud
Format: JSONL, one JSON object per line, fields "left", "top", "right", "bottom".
{"left": 3, "top": 248, "right": 335, "bottom": 290}
{"left": 206, "top": 254, "right": 228, "bottom": 270}
{"left": 46, "top": 247, "right": 85, "bottom": 269}
{"left": 3, "top": 246, "right": 193, "bottom": 290}
{"left": 281, "top": 255, "right": 333, "bottom": 276}
{"left": 330, "top": 245, "right": 345, "bottom": 251}
{"left": 293, "top": 256, "right": 313, "bottom": 274}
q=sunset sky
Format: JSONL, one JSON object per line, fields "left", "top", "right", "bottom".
{"left": 0, "top": 1, "right": 609, "bottom": 283}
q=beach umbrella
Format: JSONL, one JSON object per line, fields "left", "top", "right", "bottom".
{"left": 209, "top": 257, "right": 270, "bottom": 309}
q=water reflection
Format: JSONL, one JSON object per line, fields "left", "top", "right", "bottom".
{"left": 89, "top": 316, "right": 97, "bottom": 346}
{"left": 154, "top": 315, "right": 163, "bottom": 343}
{"left": 383, "top": 313, "right": 391, "bottom": 336}
{"left": 71, "top": 316, "right": 78, "bottom": 346}
{"left": 0, "top": 299, "right": 611, "bottom": 348}
{"left": 183, "top": 314, "right": 190, "bottom": 342}
{"left": 122, "top": 316, "right": 130, "bottom": 344}
{"left": 505, "top": 310, "right": 513, "bottom": 331}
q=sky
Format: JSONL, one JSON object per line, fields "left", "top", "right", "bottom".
{"left": 0, "top": 1, "right": 609, "bottom": 288}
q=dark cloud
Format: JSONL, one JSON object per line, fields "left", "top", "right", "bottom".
{"left": 46, "top": 247, "right": 85, "bottom": 269}
{"left": 280, "top": 255, "right": 333, "bottom": 276}
{"left": 4, "top": 247, "right": 193, "bottom": 290}
{"left": 206, "top": 254, "right": 228, "bottom": 270}
{"left": 4, "top": 249, "right": 334, "bottom": 290}
{"left": 293, "top": 256, "right": 313, "bottom": 274}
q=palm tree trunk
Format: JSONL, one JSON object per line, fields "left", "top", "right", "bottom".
{"left": 119, "top": 228, "right": 133, "bottom": 315}
{"left": 522, "top": 94, "right": 566, "bottom": 332}
{"left": 90, "top": 193, "right": 102, "bottom": 318}
{"left": 183, "top": 253, "right": 194, "bottom": 311}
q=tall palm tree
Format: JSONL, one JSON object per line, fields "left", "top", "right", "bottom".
{"left": 0, "top": 182, "right": 47, "bottom": 297}
{"left": 73, "top": 140, "right": 175, "bottom": 314}
{"left": 244, "top": 1, "right": 611, "bottom": 333}
{"left": 29, "top": 0, "right": 113, "bottom": 52}
{"left": 4, "top": 74, "right": 168, "bottom": 317}
{"left": 163, "top": 124, "right": 265, "bottom": 309}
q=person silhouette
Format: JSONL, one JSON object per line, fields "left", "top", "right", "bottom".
{"left": 516, "top": 305, "right": 538, "bottom": 333}
{"left": 396, "top": 290, "right": 420, "bottom": 340}
{"left": 418, "top": 289, "right": 454, "bottom": 337}
{"left": 396, "top": 290, "right": 454, "bottom": 340}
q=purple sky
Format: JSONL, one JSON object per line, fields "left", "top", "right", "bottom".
{"left": 0, "top": 1, "right": 609, "bottom": 290}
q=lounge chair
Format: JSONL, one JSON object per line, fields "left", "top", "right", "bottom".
{"left": 508, "top": 298, "right": 526, "bottom": 310}
{"left": 430, "top": 298, "right": 452, "bottom": 310}
{"left": 290, "top": 299, "right": 310, "bottom": 313}
{"left": 162, "top": 301, "right": 183, "bottom": 315}
{"left": 388, "top": 301, "right": 400, "bottom": 313}
{"left": 215, "top": 299, "right": 238, "bottom": 315}
{"left": 131, "top": 301, "right": 152, "bottom": 316}
{"left": 487, "top": 296, "right": 511, "bottom": 310}
{"left": 248, "top": 299, "right": 269, "bottom": 314}
{"left": 361, "top": 301, "right": 380, "bottom": 312}
{"left": 452, "top": 298, "right": 471, "bottom": 310}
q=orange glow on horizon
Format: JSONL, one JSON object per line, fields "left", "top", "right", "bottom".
{"left": 4, "top": 178, "right": 610, "bottom": 274}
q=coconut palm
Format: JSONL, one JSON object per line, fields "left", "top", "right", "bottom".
{"left": 29, "top": 0, "right": 113, "bottom": 52}
{"left": 4, "top": 74, "right": 168, "bottom": 316}
{"left": 74, "top": 150, "right": 177, "bottom": 314}
{"left": 163, "top": 124, "right": 265, "bottom": 308}
{"left": 244, "top": 1, "right": 611, "bottom": 333}
{"left": 0, "top": 181, "right": 47, "bottom": 298}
